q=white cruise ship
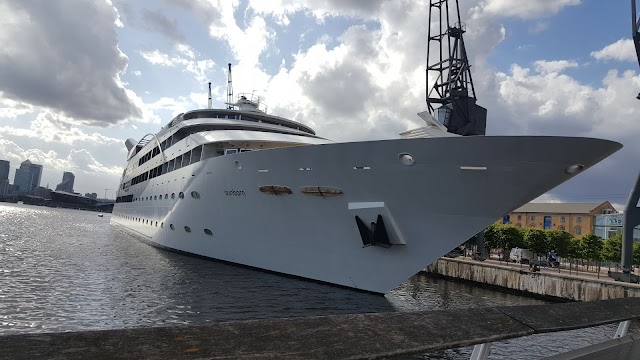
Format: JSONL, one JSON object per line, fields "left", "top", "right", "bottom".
{"left": 111, "top": 92, "right": 622, "bottom": 294}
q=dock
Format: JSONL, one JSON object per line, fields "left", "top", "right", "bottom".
{"left": 423, "top": 257, "right": 640, "bottom": 301}
{"left": 1, "top": 298, "right": 639, "bottom": 359}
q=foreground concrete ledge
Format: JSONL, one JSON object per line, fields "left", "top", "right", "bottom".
{"left": 2, "top": 298, "right": 639, "bottom": 360}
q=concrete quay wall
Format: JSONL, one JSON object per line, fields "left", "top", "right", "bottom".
{"left": 423, "top": 258, "right": 640, "bottom": 301}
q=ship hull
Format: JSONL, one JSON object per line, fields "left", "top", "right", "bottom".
{"left": 111, "top": 136, "right": 621, "bottom": 293}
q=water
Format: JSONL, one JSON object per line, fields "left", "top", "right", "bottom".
{"left": 0, "top": 203, "right": 633, "bottom": 359}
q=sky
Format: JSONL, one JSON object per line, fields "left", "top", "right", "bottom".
{"left": 0, "top": 0, "right": 638, "bottom": 208}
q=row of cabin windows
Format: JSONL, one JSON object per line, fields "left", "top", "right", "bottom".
{"left": 124, "top": 145, "right": 204, "bottom": 188}
{"left": 113, "top": 214, "right": 214, "bottom": 236}
{"left": 116, "top": 190, "right": 199, "bottom": 204}
{"left": 138, "top": 146, "right": 160, "bottom": 166}
{"left": 115, "top": 194, "right": 134, "bottom": 203}
{"left": 123, "top": 145, "right": 251, "bottom": 190}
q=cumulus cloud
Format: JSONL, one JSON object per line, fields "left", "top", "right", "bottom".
{"left": 591, "top": 38, "right": 637, "bottom": 62}
{"left": 0, "top": 0, "right": 141, "bottom": 125}
{"left": 0, "top": 111, "right": 123, "bottom": 146}
{"left": 0, "top": 94, "right": 34, "bottom": 118}
{"left": 140, "top": 49, "right": 215, "bottom": 83}
{"left": 533, "top": 60, "right": 579, "bottom": 74}
{"left": 471, "top": 0, "right": 581, "bottom": 20}
{"left": 141, "top": 8, "right": 186, "bottom": 42}
{"left": 0, "top": 138, "right": 123, "bottom": 192}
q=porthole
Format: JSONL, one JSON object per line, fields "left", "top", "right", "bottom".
{"left": 191, "top": 191, "right": 200, "bottom": 199}
{"left": 184, "top": 226, "right": 191, "bottom": 233}
{"left": 179, "top": 192, "right": 184, "bottom": 199}
{"left": 204, "top": 229, "right": 213, "bottom": 235}
{"left": 170, "top": 224, "right": 175, "bottom": 230}
{"left": 171, "top": 193, "right": 175, "bottom": 199}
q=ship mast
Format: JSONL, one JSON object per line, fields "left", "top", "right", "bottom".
{"left": 227, "top": 63, "right": 234, "bottom": 110}
{"left": 426, "top": 0, "right": 486, "bottom": 136}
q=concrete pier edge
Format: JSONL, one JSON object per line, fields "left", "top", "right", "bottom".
{"left": 422, "top": 257, "right": 640, "bottom": 301}
{"left": 1, "top": 298, "right": 640, "bottom": 360}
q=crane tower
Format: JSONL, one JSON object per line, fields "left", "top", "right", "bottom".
{"left": 426, "top": 0, "right": 486, "bottom": 136}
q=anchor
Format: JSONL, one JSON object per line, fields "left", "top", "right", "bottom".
{"left": 355, "top": 214, "right": 392, "bottom": 248}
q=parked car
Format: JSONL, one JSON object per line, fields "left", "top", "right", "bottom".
{"left": 509, "top": 248, "right": 534, "bottom": 264}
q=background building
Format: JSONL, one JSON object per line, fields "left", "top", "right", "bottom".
{"left": 0, "top": 160, "right": 9, "bottom": 196}
{"left": 55, "top": 171, "right": 75, "bottom": 193}
{"left": 594, "top": 213, "right": 640, "bottom": 241}
{"left": 13, "top": 160, "right": 43, "bottom": 194}
{"left": 499, "top": 201, "right": 617, "bottom": 237}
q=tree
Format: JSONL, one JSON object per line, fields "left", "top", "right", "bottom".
{"left": 483, "top": 224, "right": 524, "bottom": 260}
{"left": 567, "top": 237, "right": 582, "bottom": 260}
{"left": 500, "top": 225, "right": 525, "bottom": 250}
{"left": 579, "top": 234, "right": 603, "bottom": 262}
{"left": 634, "top": 241, "right": 640, "bottom": 267}
{"left": 546, "top": 230, "right": 573, "bottom": 259}
{"left": 524, "top": 228, "right": 549, "bottom": 256}
{"left": 483, "top": 224, "right": 499, "bottom": 250}
{"left": 601, "top": 234, "right": 622, "bottom": 264}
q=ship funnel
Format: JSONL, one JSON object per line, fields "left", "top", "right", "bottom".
{"left": 207, "top": 82, "right": 212, "bottom": 109}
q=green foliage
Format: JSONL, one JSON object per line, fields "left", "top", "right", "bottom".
{"left": 601, "top": 234, "right": 622, "bottom": 264}
{"left": 500, "top": 225, "right": 525, "bottom": 250}
{"left": 566, "top": 237, "right": 582, "bottom": 259}
{"left": 634, "top": 241, "right": 640, "bottom": 266}
{"left": 546, "top": 230, "right": 573, "bottom": 258}
{"left": 482, "top": 224, "right": 524, "bottom": 258}
{"left": 483, "top": 224, "right": 499, "bottom": 250}
{"left": 524, "top": 228, "right": 549, "bottom": 256}
{"left": 579, "top": 233, "right": 603, "bottom": 262}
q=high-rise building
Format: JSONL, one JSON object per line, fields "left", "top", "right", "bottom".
{"left": 55, "top": 171, "right": 75, "bottom": 193}
{"left": 0, "top": 160, "right": 9, "bottom": 196}
{"left": 13, "top": 160, "right": 43, "bottom": 194}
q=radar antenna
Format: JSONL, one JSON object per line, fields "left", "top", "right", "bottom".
{"left": 227, "top": 63, "right": 234, "bottom": 109}
{"left": 426, "top": 0, "right": 486, "bottom": 136}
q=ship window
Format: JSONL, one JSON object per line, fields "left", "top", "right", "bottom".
{"left": 179, "top": 192, "right": 184, "bottom": 199}
{"left": 184, "top": 226, "right": 191, "bottom": 233}
{"left": 191, "top": 191, "right": 200, "bottom": 199}
{"left": 191, "top": 146, "right": 202, "bottom": 163}
{"left": 165, "top": 194, "right": 168, "bottom": 199}
{"left": 171, "top": 193, "right": 175, "bottom": 199}
{"left": 225, "top": 148, "right": 238, "bottom": 155}
{"left": 168, "top": 159, "right": 175, "bottom": 172}
{"left": 155, "top": 221, "right": 158, "bottom": 227}
{"left": 170, "top": 224, "right": 175, "bottom": 230}
{"left": 183, "top": 151, "right": 192, "bottom": 167}
{"left": 162, "top": 162, "right": 168, "bottom": 174}
{"left": 161, "top": 222, "right": 164, "bottom": 228}
{"left": 174, "top": 155, "right": 183, "bottom": 170}
{"left": 204, "top": 229, "right": 212, "bottom": 235}
{"left": 154, "top": 195, "right": 157, "bottom": 200}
